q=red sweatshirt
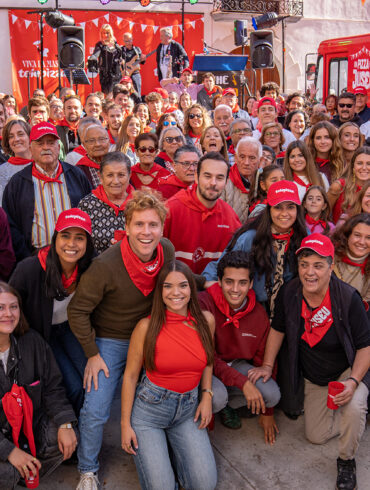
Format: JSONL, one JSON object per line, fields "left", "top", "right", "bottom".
{"left": 163, "top": 185, "right": 241, "bottom": 274}
{"left": 157, "top": 174, "right": 190, "bottom": 200}
{"left": 198, "top": 284, "right": 274, "bottom": 414}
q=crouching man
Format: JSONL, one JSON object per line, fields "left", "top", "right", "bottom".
{"left": 249, "top": 234, "right": 370, "bottom": 490}
{"left": 198, "top": 251, "right": 281, "bottom": 444}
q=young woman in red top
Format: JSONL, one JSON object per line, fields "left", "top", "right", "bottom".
{"left": 121, "top": 260, "right": 217, "bottom": 490}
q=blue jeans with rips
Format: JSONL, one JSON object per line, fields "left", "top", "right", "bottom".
{"left": 131, "top": 375, "right": 217, "bottom": 490}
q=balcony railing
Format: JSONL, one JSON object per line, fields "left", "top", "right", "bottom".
{"left": 213, "top": 0, "right": 304, "bottom": 17}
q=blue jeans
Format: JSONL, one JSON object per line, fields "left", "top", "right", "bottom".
{"left": 49, "top": 321, "right": 87, "bottom": 415}
{"left": 131, "top": 376, "right": 217, "bottom": 490}
{"left": 131, "top": 71, "right": 142, "bottom": 97}
{"left": 77, "top": 337, "right": 130, "bottom": 473}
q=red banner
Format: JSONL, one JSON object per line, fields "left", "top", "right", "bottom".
{"left": 8, "top": 9, "right": 204, "bottom": 107}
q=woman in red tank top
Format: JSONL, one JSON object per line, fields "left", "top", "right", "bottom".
{"left": 121, "top": 260, "right": 217, "bottom": 490}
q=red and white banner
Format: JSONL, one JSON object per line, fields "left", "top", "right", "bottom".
{"left": 8, "top": 9, "right": 204, "bottom": 107}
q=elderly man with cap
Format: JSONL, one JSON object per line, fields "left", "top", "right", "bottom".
{"left": 160, "top": 67, "right": 203, "bottom": 102}
{"left": 156, "top": 27, "right": 189, "bottom": 81}
{"left": 2, "top": 122, "right": 91, "bottom": 261}
{"left": 253, "top": 97, "right": 295, "bottom": 149}
{"left": 248, "top": 234, "right": 370, "bottom": 490}
{"left": 353, "top": 86, "right": 370, "bottom": 124}
{"left": 221, "top": 88, "right": 250, "bottom": 121}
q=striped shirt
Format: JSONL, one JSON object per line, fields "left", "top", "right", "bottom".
{"left": 32, "top": 164, "right": 71, "bottom": 248}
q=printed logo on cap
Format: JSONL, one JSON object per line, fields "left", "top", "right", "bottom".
{"left": 275, "top": 188, "right": 294, "bottom": 194}
{"left": 305, "top": 239, "right": 324, "bottom": 246}
{"left": 64, "top": 214, "right": 88, "bottom": 222}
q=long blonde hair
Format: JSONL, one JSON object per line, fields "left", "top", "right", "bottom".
{"left": 116, "top": 114, "right": 143, "bottom": 154}
{"left": 100, "top": 24, "right": 115, "bottom": 44}
{"left": 341, "top": 146, "right": 370, "bottom": 212}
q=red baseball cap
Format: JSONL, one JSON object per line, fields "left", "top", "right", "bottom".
{"left": 55, "top": 208, "right": 92, "bottom": 235}
{"left": 181, "top": 67, "right": 193, "bottom": 75}
{"left": 353, "top": 86, "right": 367, "bottom": 96}
{"left": 30, "top": 122, "right": 60, "bottom": 142}
{"left": 222, "top": 88, "right": 237, "bottom": 97}
{"left": 153, "top": 87, "right": 169, "bottom": 99}
{"left": 258, "top": 97, "right": 277, "bottom": 110}
{"left": 267, "top": 180, "right": 300, "bottom": 206}
{"left": 120, "top": 76, "right": 132, "bottom": 84}
{"left": 296, "top": 234, "right": 334, "bottom": 259}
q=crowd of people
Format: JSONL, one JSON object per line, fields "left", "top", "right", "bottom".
{"left": 0, "top": 23, "right": 369, "bottom": 490}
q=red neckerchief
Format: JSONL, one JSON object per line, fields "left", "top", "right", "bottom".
{"left": 7, "top": 156, "right": 32, "bottom": 166}
{"left": 271, "top": 229, "right": 293, "bottom": 252}
{"left": 208, "top": 283, "right": 256, "bottom": 328}
{"left": 73, "top": 145, "right": 87, "bottom": 156}
{"left": 92, "top": 184, "right": 133, "bottom": 217}
{"left": 315, "top": 157, "right": 330, "bottom": 168}
{"left": 58, "top": 118, "right": 79, "bottom": 138}
{"left": 176, "top": 185, "right": 221, "bottom": 222}
{"left": 107, "top": 129, "right": 115, "bottom": 144}
{"left": 341, "top": 255, "right": 368, "bottom": 276}
{"left": 204, "top": 87, "right": 217, "bottom": 96}
{"left": 228, "top": 144, "right": 235, "bottom": 155}
{"left": 189, "top": 130, "right": 201, "bottom": 144}
{"left": 156, "top": 151, "right": 172, "bottom": 163}
{"left": 158, "top": 173, "right": 189, "bottom": 189}
{"left": 301, "top": 288, "right": 333, "bottom": 348}
{"left": 293, "top": 173, "right": 311, "bottom": 190}
{"left": 132, "top": 162, "right": 163, "bottom": 177}
{"left": 305, "top": 214, "right": 327, "bottom": 230}
{"left": 276, "top": 150, "right": 285, "bottom": 159}
{"left": 229, "top": 164, "right": 249, "bottom": 194}
{"left": 47, "top": 118, "right": 57, "bottom": 126}
{"left": 232, "top": 104, "right": 240, "bottom": 114}
{"left": 77, "top": 155, "right": 100, "bottom": 169}
{"left": 165, "top": 309, "right": 196, "bottom": 326}
{"left": 248, "top": 198, "right": 267, "bottom": 214}
{"left": 38, "top": 246, "right": 78, "bottom": 289}
{"left": 129, "top": 142, "right": 136, "bottom": 153}
{"left": 31, "top": 162, "right": 63, "bottom": 184}
{"left": 120, "top": 232, "right": 164, "bottom": 296}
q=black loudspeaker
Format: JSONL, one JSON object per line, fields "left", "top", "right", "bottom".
{"left": 234, "top": 20, "right": 248, "bottom": 46}
{"left": 58, "top": 26, "right": 85, "bottom": 69}
{"left": 249, "top": 30, "right": 274, "bottom": 69}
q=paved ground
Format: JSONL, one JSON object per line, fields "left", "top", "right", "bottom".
{"left": 33, "top": 395, "right": 370, "bottom": 490}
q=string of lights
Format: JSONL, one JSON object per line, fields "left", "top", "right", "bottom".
{"left": 37, "top": 0, "right": 200, "bottom": 5}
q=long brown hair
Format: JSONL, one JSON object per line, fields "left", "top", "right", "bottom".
{"left": 341, "top": 146, "right": 370, "bottom": 213}
{"left": 284, "top": 140, "right": 325, "bottom": 187}
{"left": 143, "top": 261, "right": 214, "bottom": 371}
{"left": 0, "top": 282, "right": 29, "bottom": 337}
{"left": 116, "top": 114, "right": 143, "bottom": 153}
{"left": 183, "top": 103, "right": 212, "bottom": 135}
{"left": 350, "top": 180, "right": 370, "bottom": 216}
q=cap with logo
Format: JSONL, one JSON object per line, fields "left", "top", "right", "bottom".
{"left": 30, "top": 122, "right": 60, "bottom": 142}
{"left": 267, "top": 180, "right": 300, "bottom": 206}
{"left": 296, "top": 233, "right": 334, "bottom": 259}
{"left": 55, "top": 208, "right": 92, "bottom": 235}
{"left": 181, "top": 67, "right": 193, "bottom": 75}
{"left": 257, "top": 97, "right": 277, "bottom": 110}
{"left": 353, "top": 86, "right": 367, "bottom": 96}
{"left": 222, "top": 88, "right": 237, "bottom": 97}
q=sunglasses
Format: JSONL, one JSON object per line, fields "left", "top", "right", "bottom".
{"left": 138, "top": 146, "right": 156, "bottom": 153}
{"left": 165, "top": 136, "right": 182, "bottom": 143}
{"left": 189, "top": 113, "right": 203, "bottom": 119}
{"left": 338, "top": 103, "right": 354, "bottom": 108}
{"left": 163, "top": 120, "right": 177, "bottom": 127}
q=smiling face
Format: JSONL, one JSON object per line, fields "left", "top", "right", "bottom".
{"left": 107, "top": 108, "right": 124, "bottom": 131}
{"left": 0, "top": 292, "right": 20, "bottom": 337}
{"left": 340, "top": 125, "right": 360, "bottom": 152}
{"left": 230, "top": 122, "right": 252, "bottom": 146}
{"left": 85, "top": 96, "right": 102, "bottom": 118}
{"left": 288, "top": 147, "right": 307, "bottom": 174}
{"left": 263, "top": 126, "right": 281, "bottom": 151}
{"left": 353, "top": 152, "right": 370, "bottom": 183}
{"left": 214, "top": 108, "right": 233, "bottom": 135}
{"left": 100, "top": 161, "right": 130, "bottom": 201}
{"left": 287, "top": 96, "right": 304, "bottom": 112}
{"left": 289, "top": 113, "right": 305, "bottom": 136}
{"left": 126, "top": 117, "right": 141, "bottom": 142}
{"left": 162, "top": 129, "right": 183, "bottom": 158}
{"left": 303, "top": 188, "right": 326, "bottom": 218}
{"left": 31, "top": 134, "right": 60, "bottom": 169}
{"left": 125, "top": 209, "right": 163, "bottom": 262}
{"left": 362, "top": 186, "right": 370, "bottom": 213}
{"left": 298, "top": 253, "right": 333, "bottom": 297}
{"left": 173, "top": 151, "right": 198, "bottom": 184}
{"left": 64, "top": 98, "right": 82, "bottom": 123}
{"left": 162, "top": 270, "right": 191, "bottom": 316}
{"left": 180, "top": 72, "right": 193, "bottom": 86}
{"left": 49, "top": 100, "right": 64, "bottom": 121}
{"left": 219, "top": 267, "right": 253, "bottom": 310}
{"left": 338, "top": 97, "right": 356, "bottom": 121}
{"left": 260, "top": 169, "right": 285, "bottom": 192}
{"left": 235, "top": 141, "right": 259, "bottom": 180}
{"left": 8, "top": 123, "right": 30, "bottom": 157}
{"left": 55, "top": 227, "right": 87, "bottom": 271}
{"left": 202, "top": 127, "right": 223, "bottom": 152}
{"left": 147, "top": 100, "right": 162, "bottom": 119}
{"left": 258, "top": 104, "right": 276, "bottom": 125}
{"left": 188, "top": 108, "right": 203, "bottom": 131}
{"left": 313, "top": 128, "right": 333, "bottom": 156}
{"left": 195, "top": 158, "right": 228, "bottom": 206}
{"left": 83, "top": 127, "right": 110, "bottom": 160}
{"left": 347, "top": 223, "right": 370, "bottom": 259}
{"left": 179, "top": 93, "right": 192, "bottom": 112}
{"left": 270, "top": 202, "right": 297, "bottom": 233}
{"left": 203, "top": 76, "right": 215, "bottom": 91}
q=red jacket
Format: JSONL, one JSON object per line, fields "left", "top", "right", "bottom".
{"left": 163, "top": 185, "right": 241, "bottom": 274}
{"left": 198, "top": 284, "right": 274, "bottom": 415}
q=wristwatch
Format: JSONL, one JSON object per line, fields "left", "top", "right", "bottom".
{"left": 202, "top": 389, "right": 214, "bottom": 398}
{"left": 59, "top": 423, "right": 73, "bottom": 429}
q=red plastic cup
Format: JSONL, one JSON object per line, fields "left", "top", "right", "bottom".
{"left": 25, "top": 467, "right": 39, "bottom": 489}
{"left": 327, "top": 381, "right": 345, "bottom": 410}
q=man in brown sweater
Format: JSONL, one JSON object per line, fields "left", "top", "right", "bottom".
{"left": 68, "top": 190, "right": 175, "bottom": 490}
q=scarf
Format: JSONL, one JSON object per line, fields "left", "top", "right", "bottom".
{"left": 156, "top": 151, "right": 172, "bottom": 163}
{"left": 269, "top": 229, "right": 293, "bottom": 317}
{"left": 132, "top": 163, "right": 163, "bottom": 177}
{"left": 229, "top": 164, "right": 250, "bottom": 194}
{"left": 77, "top": 155, "right": 100, "bottom": 169}
{"left": 301, "top": 288, "right": 333, "bottom": 348}
{"left": 107, "top": 129, "right": 116, "bottom": 144}
{"left": 208, "top": 283, "right": 256, "bottom": 328}
{"left": 204, "top": 87, "right": 217, "bottom": 96}
{"left": 228, "top": 144, "right": 235, "bottom": 155}
{"left": 58, "top": 118, "right": 79, "bottom": 138}
{"left": 271, "top": 229, "right": 293, "bottom": 253}
{"left": 7, "top": 156, "right": 32, "bottom": 166}
{"left": 248, "top": 198, "right": 267, "bottom": 214}
{"left": 165, "top": 309, "right": 196, "bottom": 326}
{"left": 305, "top": 214, "right": 327, "bottom": 231}
{"left": 31, "top": 162, "right": 63, "bottom": 184}
{"left": 276, "top": 150, "right": 286, "bottom": 159}
{"left": 315, "top": 157, "right": 330, "bottom": 168}
{"left": 341, "top": 255, "right": 368, "bottom": 276}
{"left": 73, "top": 145, "right": 87, "bottom": 156}
{"left": 159, "top": 173, "right": 189, "bottom": 190}
{"left": 293, "top": 173, "right": 311, "bottom": 190}
{"left": 176, "top": 185, "right": 221, "bottom": 222}
{"left": 189, "top": 130, "right": 201, "bottom": 144}
{"left": 38, "top": 246, "right": 78, "bottom": 289}
{"left": 232, "top": 104, "right": 240, "bottom": 114}
{"left": 92, "top": 184, "right": 133, "bottom": 217}
{"left": 120, "top": 232, "right": 164, "bottom": 296}
{"left": 129, "top": 142, "right": 136, "bottom": 153}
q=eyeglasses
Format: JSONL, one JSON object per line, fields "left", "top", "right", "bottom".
{"left": 233, "top": 128, "right": 252, "bottom": 135}
{"left": 175, "top": 160, "right": 198, "bottom": 169}
{"left": 85, "top": 137, "right": 109, "bottom": 145}
{"left": 163, "top": 121, "right": 177, "bottom": 127}
{"left": 138, "top": 146, "right": 156, "bottom": 153}
{"left": 265, "top": 131, "right": 280, "bottom": 137}
{"left": 262, "top": 153, "right": 274, "bottom": 162}
{"left": 338, "top": 103, "right": 354, "bottom": 108}
{"left": 165, "top": 136, "right": 182, "bottom": 143}
{"left": 189, "top": 113, "right": 203, "bottom": 119}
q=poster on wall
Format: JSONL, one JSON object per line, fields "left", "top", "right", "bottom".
{"left": 8, "top": 9, "right": 204, "bottom": 106}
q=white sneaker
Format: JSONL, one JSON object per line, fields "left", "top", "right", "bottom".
{"left": 76, "top": 472, "right": 99, "bottom": 490}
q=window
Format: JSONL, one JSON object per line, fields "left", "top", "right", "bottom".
{"left": 329, "top": 58, "right": 348, "bottom": 96}
{"left": 315, "top": 56, "right": 323, "bottom": 103}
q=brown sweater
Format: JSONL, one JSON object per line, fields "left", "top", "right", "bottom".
{"left": 67, "top": 238, "right": 175, "bottom": 357}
